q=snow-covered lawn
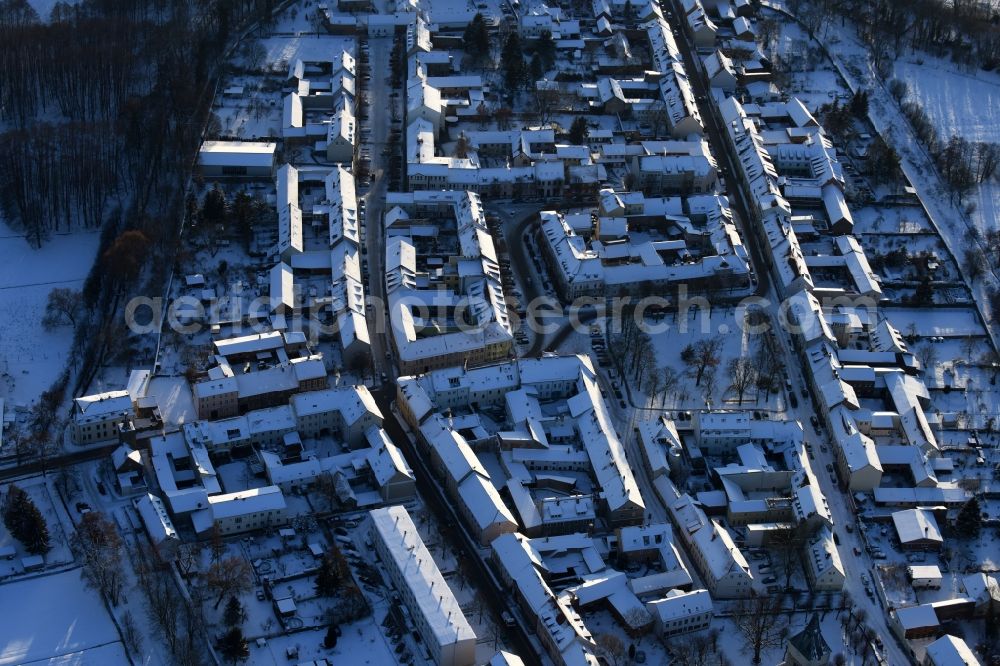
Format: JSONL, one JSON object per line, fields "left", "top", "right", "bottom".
{"left": 0, "top": 569, "right": 122, "bottom": 665}
{"left": 881, "top": 306, "right": 986, "bottom": 338}
{"left": 646, "top": 307, "right": 783, "bottom": 409}
{"left": 0, "top": 222, "right": 100, "bottom": 407}
{"left": 247, "top": 621, "right": 397, "bottom": 666}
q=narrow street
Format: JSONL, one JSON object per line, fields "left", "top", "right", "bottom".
{"left": 362, "top": 35, "right": 393, "bottom": 381}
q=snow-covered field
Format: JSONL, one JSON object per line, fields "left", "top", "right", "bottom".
{"left": 893, "top": 56, "right": 1000, "bottom": 147}
{"left": 892, "top": 55, "right": 1000, "bottom": 236}
{"left": 0, "top": 222, "right": 100, "bottom": 407}
{"left": 0, "top": 569, "right": 123, "bottom": 665}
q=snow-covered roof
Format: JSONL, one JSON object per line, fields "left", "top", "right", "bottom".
{"left": 134, "top": 493, "right": 178, "bottom": 545}
{"left": 646, "top": 589, "right": 712, "bottom": 622}
{"left": 207, "top": 485, "right": 286, "bottom": 520}
{"left": 369, "top": 505, "right": 476, "bottom": 648}
{"left": 198, "top": 141, "right": 276, "bottom": 168}
{"left": 74, "top": 390, "right": 132, "bottom": 418}
{"left": 925, "top": 634, "right": 981, "bottom": 666}
{"left": 892, "top": 508, "right": 943, "bottom": 545}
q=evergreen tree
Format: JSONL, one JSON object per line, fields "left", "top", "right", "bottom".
{"left": 850, "top": 89, "right": 869, "bottom": 117}
{"left": 324, "top": 623, "right": 340, "bottom": 648}
{"left": 501, "top": 33, "right": 527, "bottom": 93}
{"left": 955, "top": 496, "right": 982, "bottom": 538}
{"left": 462, "top": 13, "right": 491, "bottom": 67}
{"left": 3, "top": 484, "right": 51, "bottom": 555}
{"left": 568, "top": 117, "right": 589, "bottom": 145}
{"left": 535, "top": 30, "right": 556, "bottom": 70}
{"left": 314, "top": 551, "right": 341, "bottom": 596}
{"left": 217, "top": 626, "right": 248, "bottom": 664}
{"left": 913, "top": 278, "right": 934, "bottom": 306}
{"left": 529, "top": 53, "right": 544, "bottom": 81}
{"left": 223, "top": 595, "right": 245, "bottom": 628}
{"left": 202, "top": 184, "right": 228, "bottom": 226}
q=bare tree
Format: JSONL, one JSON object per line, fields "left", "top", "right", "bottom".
{"left": 660, "top": 366, "right": 680, "bottom": 404}
{"left": 206, "top": 556, "right": 253, "bottom": 609}
{"left": 73, "top": 512, "right": 125, "bottom": 605}
{"left": 916, "top": 343, "right": 938, "bottom": 373}
{"left": 42, "top": 287, "right": 82, "bottom": 329}
{"left": 702, "top": 366, "right": 718, "bottom": 404}
{"left": 646, "top": 366, "right": 662, "bottom": 407}
{"left": 121, "top": 610, "right": 143, "bottom": 657}
{"left": 176, "top": 542, "right": 201, "bottom": 576}
{"left": 727, "top": 356, "right": 758, "bottom": 405}
{"left": 315, "top": 471, "right": 339, "bottom": 511}
{"left": 595, "top": 633, "right": 626, "bottom": 666}
{"left": 733, "top": 595, "right": 785, "bottom": 664}
{"left": 681, "top": 338, "right": 723, "bottom": 386}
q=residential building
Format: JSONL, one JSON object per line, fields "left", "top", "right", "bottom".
{"left": 369, "top": 506, "right": 476, "bottom": 666}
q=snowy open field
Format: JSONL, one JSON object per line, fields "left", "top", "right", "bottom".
{"left": 0, "top": 569, "right": 123, "bottom": 665}
{"left": 0, "top": 222, "right": 100, "bottom": 407}
{"left": 892, "top": 55, "right": 1000, "bottom": 235}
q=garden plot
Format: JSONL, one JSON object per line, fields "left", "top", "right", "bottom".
{"left": 246, "top": 621, "right": 397, "bottom": 666}
{"left": 0, "top": 569, "right": 122, "bottom": 665}
{"left": 882, "top": 306, "right": 986, "bottom": 339}
{"left": 0, "top": 476, "right": 75, "bottom": 575}
{"left": 847, "top": 206, "right": 934, "bottom": 235}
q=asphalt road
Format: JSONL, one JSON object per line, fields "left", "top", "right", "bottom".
{"left": 0, "top": 443, "right": 118, "bottom": 482}
{"left": 362, "top": 35, "right": 393, "bottom": 380}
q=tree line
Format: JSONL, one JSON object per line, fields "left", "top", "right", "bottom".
{"left": 793, "top": 0, "right": 1000, "bottom": 72}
